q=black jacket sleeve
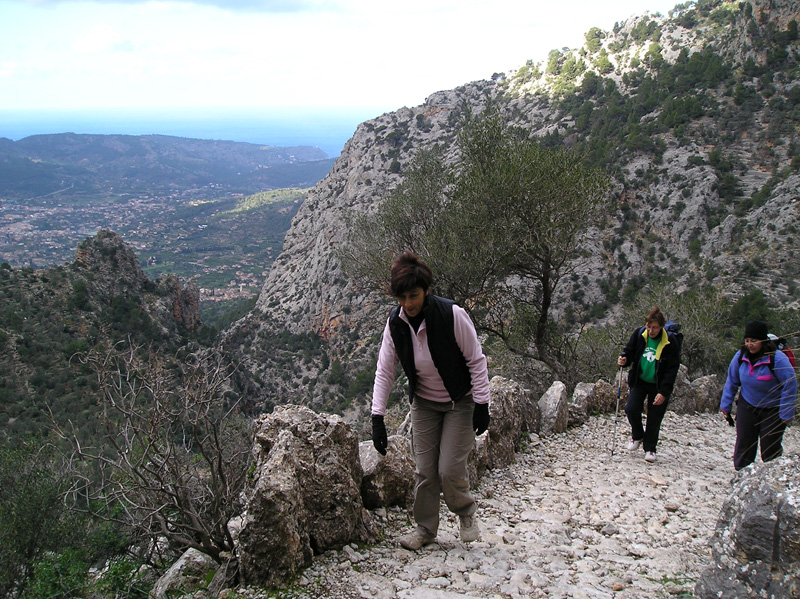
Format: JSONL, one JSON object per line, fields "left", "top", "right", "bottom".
{"left": 621, "top": 328, "right": 640, "bottom": 365}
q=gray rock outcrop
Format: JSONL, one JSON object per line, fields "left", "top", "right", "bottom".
{"left": 538, "top": 381, "right": 569, "bottom": 436}
{"left": 72, "top": 229, "right": 203, "bottom": 334}
{"left": 568, "top": 382, "right": 594, "bottom": 427}
{"left": 485, "top": 376, "right": 539, "bottom": 468}
{"left": 695, "top": 453, "right": 800, "bottom": 599}
{"left": 74, "top": 229, "right": 148, "bottom": 297}
{"left": 153, "top": 273, "right": 201, "bottom": 331}
{"left": 690, "top": 374, "right": 722, "bottom": 414}
{"left": 236, "top": 405, "right": 376, "bottom": 587}
{"left": 148, "top": 548, "right": 217, "bottom": 599}
{"left": 592, "top": 378, "right": 622, "bottom": 414}
{"left": 359, "top": 435, "right": 414, "bottom": 509}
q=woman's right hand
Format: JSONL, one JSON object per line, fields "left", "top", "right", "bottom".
{"left": 617, "top": 356, "right": 627, "bottom": 366}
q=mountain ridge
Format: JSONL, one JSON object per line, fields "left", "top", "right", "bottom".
{"left": 0, "top": 132, "right": 332, "bottom": 200}
{"left": 222, "top": 0, "right": 800, "bottom": 415}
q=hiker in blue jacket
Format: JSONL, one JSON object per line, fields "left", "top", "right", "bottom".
{"left": 720, "top": 320, "right": 797, "bottom": 471}
{"left": 617, "top": 306, "right": 681, "bottom": 463}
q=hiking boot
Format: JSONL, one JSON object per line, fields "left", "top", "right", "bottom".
{"left": 459, "top": 514, "right": 480, "bottom": 542}
{"left": 627, "top": 439, "right": 642, "bottom": 451}
{"left": 644, "top": 451, "right": 656, "bottom": 463}
{"left": 398, "top": 530, "right": 435, "bottom": 551}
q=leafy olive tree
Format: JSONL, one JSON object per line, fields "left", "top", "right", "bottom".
{"left": 341, "top": 144, "right": 454, "bottom": 295}
{"left": 342, "top": 108, "right": 612, "bottom": 378}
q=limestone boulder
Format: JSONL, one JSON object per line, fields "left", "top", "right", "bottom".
{"left": 664, "top": 367, "right": 721, "bottom": 415}
{"left": 691, "top": 373, "right": 722, "bottom": 413}
{"left": 485, "top": 376, "right": 539, "bottom": 468}
{"left": 667, "top": 364, "right": 695, "bottom": 413}
{"left": 592, "top": 378, "right": 623, "bottom": 414}
{"left": 568, "top": 382, "right": 594, "bottom": 427}
{"left": 237, "top": 405, "right": 376, "bottom": 588}
{"left": 538, "top": 381, "right": 568, "bottom": 436}
{"left": 695, "top": 453, "right": 800, "bottom": 599}
{"left": 148, "top": 548, "right": 216, "bottom": 599}
{"left": 359, "top": 435, "right": 414, "bottom": 509}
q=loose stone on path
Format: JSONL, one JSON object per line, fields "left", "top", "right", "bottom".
{"left": 267, "top": 412, "right": 800, "bottom": 599}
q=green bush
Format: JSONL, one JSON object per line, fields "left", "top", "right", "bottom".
{"left": 729, "top": 289, "right": 774, "bottom": 327}
{"left": 585, "top": 27, "right": 604, "bottom": 53}
{"left": 22, "top": 549, "right": 88, "bottom": 599}
{"left": 347, "top": 369, "right": 375, "bottom": 397}
{"left": 327, "top": 358, "right": 345, "bottom": 385}
{"left": 68, "top": 280, "right": 91, "bottom": 311}
{"left": 0, "top": 441, "right": 73, "bottom": 597}
{"left": 93, "top": 556, "right": 150, "bottom": 599}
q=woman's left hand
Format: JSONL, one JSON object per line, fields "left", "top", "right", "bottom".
{"left": 653, "top": 393, "right": 666, "bottom": 406}
{"left": 473, "top": 402, "right": 490, "bottom": 435}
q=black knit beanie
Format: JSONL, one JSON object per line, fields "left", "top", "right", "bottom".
{"left": 744, "top": 320, "right": 768, "bottom": 341}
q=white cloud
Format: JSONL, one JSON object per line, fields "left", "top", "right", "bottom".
{"left": 72, "top": 23, "right": 125, "bottom": 53}
{"left": 0, "top": 0, "right": 682, "bottom": 111}
{"left": 9, "top": 0, "right": 338, "bottom": 12}
{"left": 0, "top": 60, "right": 21, "bottom": 78}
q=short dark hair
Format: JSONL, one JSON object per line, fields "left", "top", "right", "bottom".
{"left": 645, "top": 306, "right": 666, "bottom": 326}
{"left": 389, "top": 252, "right": 433, "bottom": 296}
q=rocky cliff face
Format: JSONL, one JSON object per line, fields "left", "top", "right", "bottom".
{"left": 0, "top": 230, "right": 207, "bottom": 440}
{"left": 224, "top": 0, "right": 800, "bottom": 412}
{"left": 75, "top": 229, "right": 202, "bottom": 335}
{"left": 74, "top": 228, "right": 149, "bottom": 295}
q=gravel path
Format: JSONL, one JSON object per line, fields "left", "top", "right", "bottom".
{"left": 240, "top": 412, "right": 799, "bottom": 599}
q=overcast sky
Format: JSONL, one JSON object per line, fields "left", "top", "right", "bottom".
{"left": 1, "top": 0, "right": 680, "bottom": 115}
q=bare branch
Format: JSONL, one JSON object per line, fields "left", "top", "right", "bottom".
{"left": 52, "top": 340, "right": 253, "bottom": 574}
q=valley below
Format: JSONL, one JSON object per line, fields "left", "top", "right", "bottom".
{"left": 0, "top": 133, "right": 336, "bottom": 321}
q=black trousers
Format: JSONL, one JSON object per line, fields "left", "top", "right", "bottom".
{"left": 733, "top": 400, "right": 786, "bottom": 471}
{"left": 625, "top": 381, "right": 669, "bottom": 453}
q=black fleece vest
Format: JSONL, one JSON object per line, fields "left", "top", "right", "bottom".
{"left": 389, "top": 295, "right": 473, "bottom": 403}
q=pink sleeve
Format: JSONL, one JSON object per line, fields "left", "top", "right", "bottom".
{"left": 371, "top": 318, "right": 397, "bottom": 416}
{"left": 452, "top": 305, "right": 491, "bottom": 404}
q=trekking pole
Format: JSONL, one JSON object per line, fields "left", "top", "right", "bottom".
{"left": 611, "top": 365, "right": 623, "bottom": 457}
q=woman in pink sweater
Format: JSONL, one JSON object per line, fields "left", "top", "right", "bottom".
{"left": 370, "top": 252, "right": 491, "bottom": 551}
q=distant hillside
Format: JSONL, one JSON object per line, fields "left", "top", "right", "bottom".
{"left": 0, "top": 230, "right": 212, "bottom": 441}
{"left": 223, "top": 0, "right": 800, "bottom": 416}
{"left": 0, "top": 133, "right": 332, "bottom": 199}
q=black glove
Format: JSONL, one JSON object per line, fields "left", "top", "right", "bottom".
{"left": 371, "top": 415, "right": 388, "bottom": 455}
{"left": 473, "top": 402, "right": 490, "bottom": 435}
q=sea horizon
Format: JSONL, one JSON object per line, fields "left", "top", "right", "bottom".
{"left": 0, "top": 107, "right": 386, "bottom": 158}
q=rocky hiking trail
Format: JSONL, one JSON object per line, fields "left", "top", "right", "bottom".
{"left": 254, "top": 412, "right": 799, "bottom": 599}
